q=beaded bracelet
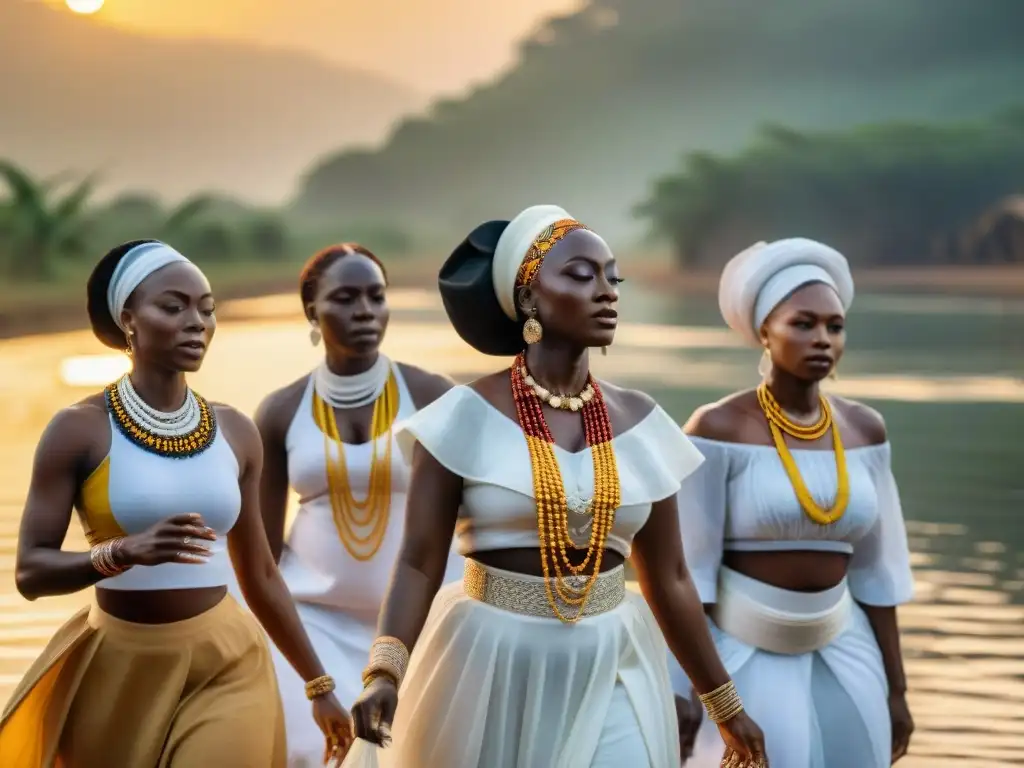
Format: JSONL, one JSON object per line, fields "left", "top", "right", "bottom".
{"left": 304, "top": 674, "right": 336, "bottom": 700}
{"left": 361, "top": 636, "right": 410, "bottom": 689}
{"left": 698, "top": 680, "right": 745, "bottom": 723}
{"left": 90, "top": 538, "right": 129, "bottom": 578}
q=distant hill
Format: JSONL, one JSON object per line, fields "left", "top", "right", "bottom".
{"left": 0, "top": 2, "right": 424, "bottom": 204}
{"left": 296, "top": 0, "right": 1024, "bottom": 243}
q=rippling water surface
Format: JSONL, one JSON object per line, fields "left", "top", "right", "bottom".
{"left": 1, "top": 286, "right": 1022, "bottom": 766}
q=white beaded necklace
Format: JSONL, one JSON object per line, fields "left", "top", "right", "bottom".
{"left": 314, "top": 355, "right": 391, "bottom": 409}
{"left": 117, "top": 375, "right": 201, "bottom": 437}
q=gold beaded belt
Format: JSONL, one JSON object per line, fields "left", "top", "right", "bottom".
{"left": 463, "top": 559, "right": 625, "bottom": 620}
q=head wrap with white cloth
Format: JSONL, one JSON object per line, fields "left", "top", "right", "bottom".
{"left": 717, "top": 237, "right": 854, "bottom": 348}
{"left": 439, "top": 205, "right": 598, "bottom": 356}
{"left": 106, "top": 240, "right": 192, "bottom": 332}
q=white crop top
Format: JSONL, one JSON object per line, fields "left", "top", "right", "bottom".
{"left": 678, "top": 437, "right": 914, "bottom": 607}
{"left": 76, "top": 414, "right": 242, "bottom": 590}
{"left": 395, "top": 385, "right": 705, "bottom": 558}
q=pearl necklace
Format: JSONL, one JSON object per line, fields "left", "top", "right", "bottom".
{"left": 117, "top": 375, "right": 201, "bottom": 437}
{"left": 314, "top": 355, "right": 391, "bottom": 410}
{"left": 520, "top": 364, "right": 595, "bottom": 412}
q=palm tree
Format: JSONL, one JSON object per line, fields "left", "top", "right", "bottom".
{"left": 0, "top": 160, "right": 95, "bottom": 280}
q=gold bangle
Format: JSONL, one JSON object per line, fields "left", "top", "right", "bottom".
{"left": 304, "top": 674, "right": 336, "bottom": 700}
{"left": 361, "top": 636, "right": 410, "bottom": 690}
{"left": 90, "top": 538, "right": 128, "bottom": 578}
{"left": 698, "top": 680, "right": 744, "bottom": 723}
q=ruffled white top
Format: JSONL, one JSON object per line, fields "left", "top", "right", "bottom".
{"left": 678, "top": 437, "right": 915, "bottom": 607}
{"left": 395, "top": 385, "right": 706, "bottom": 557}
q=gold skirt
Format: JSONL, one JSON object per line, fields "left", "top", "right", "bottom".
{"left": 0, "top": 593, "right": 285, "bottom": 768}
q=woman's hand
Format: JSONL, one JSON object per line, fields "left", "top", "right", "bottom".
{"left": 889, "top": 691, "right": 914, "bottom": 762}
{"left": 676, "top": 691, "right": 703, "bottom": 762}
{"left": 350, "top": 676, "right": 398, "bottom": 747}
{"left": 120, "top": 513, "right": 216, "bottom": 566}
{"left": 313, "top": 692, "right": 353, "bottom": 765}
{"left": 718, "top": 711, "right": 768, "bottom": 767}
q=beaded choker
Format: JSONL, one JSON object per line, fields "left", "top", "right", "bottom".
{"left": 510, "top": 352, "right": 621, "bottom": 624}
{"left": 756, "top": 382, "right": 848, "bottom": 525}
{"left": 105, "top": 375, "right": 217, "bottom": 458}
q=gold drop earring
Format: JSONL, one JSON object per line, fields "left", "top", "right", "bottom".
{"left": 309, "top": 323, "right": 321, "bottom": 347}
{"left": 522, "top": 309, "right": 543, "bottom": 345}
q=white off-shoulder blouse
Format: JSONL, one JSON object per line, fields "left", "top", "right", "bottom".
{"left": 395, "top": 385, "right": 706, "bottom": 558}
{"left": 678, "top": 437, "right": 915, "bottom": 607}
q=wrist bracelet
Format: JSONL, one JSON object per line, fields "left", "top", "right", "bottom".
{"left": 90, "top": 537, "right": 129, "bottom": 578}
{"left": 361, "top": 636, "right": 410, "bottom": 690}
{"left": 698, "top": 680, "right": 745, "bottom": 723}
{"left": 304, "top": 674, "right": 336, "bottom": 700}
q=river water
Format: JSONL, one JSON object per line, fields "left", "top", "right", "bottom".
{"left": 1, "top": 286, "right": 1022, "bottom": 766}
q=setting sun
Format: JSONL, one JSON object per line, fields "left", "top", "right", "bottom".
{"left": 65, "top": 0, "right": 105, "bottom": 14}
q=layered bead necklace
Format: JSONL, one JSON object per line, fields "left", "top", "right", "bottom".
{"left": 511, "top": 352, "right": 621, "bottom": 624}
{"left": 756, "top": 381, "right": 849, "bottom": 525}
{"left": 105, "top": 374, "right": 216, "bottom": 458}
{"left": 313, "top": 357, "right": 399, "bottom": 561}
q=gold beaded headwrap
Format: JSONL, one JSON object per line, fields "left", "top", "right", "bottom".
{"left": 514, "top": 218, "right": 590, "bottom": 290}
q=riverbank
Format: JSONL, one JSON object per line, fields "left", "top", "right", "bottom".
{"left": 3, "top": 257, "right": 1022, "bottom": 340}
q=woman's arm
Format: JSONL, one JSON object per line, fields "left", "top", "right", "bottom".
{"left": 222, "top": 407, "right": 328, "bottom": 682}
{"left": 631, "top": 493, "right": 731, "bottom": 694}
{"left": 860, "top": 605, "right": 907, "bottom": 695}
{"left": 253, "top": 391, "right": 293, "bottom": 562}
{"left": 374, "top": 443, "right": 461, "bottom": 650}
{"left": 15, "top": 407, "right": 108, "bottom": 600}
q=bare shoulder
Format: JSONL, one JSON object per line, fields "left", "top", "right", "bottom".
{"left": 211, "top": 403, "right": 261, "bottom": 452}
{"left": 41, "top": 395, "right": 108, "bottom": 448}
{"left": 395, "top": 362, "right": 455, "bottom": 409}
{"left": 595, "top": 380, "right": 658, "bottom": 434}
{"left": 253, "top": 374, "right": 309, "bottom": 435}
{"left": 683, "top": 390, "right": 760, "bottom": 442}
{"left": 831, "top": 395, "right": 887, "bottom": 446}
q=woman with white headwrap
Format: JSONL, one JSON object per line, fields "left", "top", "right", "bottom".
{"left": 670, "top": 239, "right": 915, "bottom": 767}
{"left": 339, "top": 208, "right": 769, "bottom": 768}
{"left": 0, "top": 240, "right": 353, "bottom": 766}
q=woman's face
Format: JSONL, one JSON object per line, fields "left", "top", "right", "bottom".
{"left": 761, "top": 281, "right": 845, "bottom": 381}
{"left": 308, "top": 254, "right": 389, "bottom": 356}
{"left": 518, "top": 229, "right": 621, "bottom": 349}
{"left": 122, "top": 262, "right": 216, "bottom": 373}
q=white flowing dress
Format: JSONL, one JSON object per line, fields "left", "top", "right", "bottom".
{"left": 234, "top": 364, "right": 464, "bottom": 767}
{"left": 670, "top": 438, "right": 914, "bottom": 768}
{"left": 343, "top": 385, "right": 706, "bottom": 768}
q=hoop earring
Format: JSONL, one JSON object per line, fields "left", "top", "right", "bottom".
{"left": 757, "top": 348, "right": 772, "bottom": 378}
{"left": 309, "top": 324, "right": 321, "bottom": 347}
{"left": 522, "top": 313, "right": 543, "bottom": 345}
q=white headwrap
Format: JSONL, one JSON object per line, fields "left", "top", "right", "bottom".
{"left": 492, "top": 204, "right": 574, "bottom": 320}
{"left": 718, "top": 237, "right": 854, "bottom": 347}
{"left": 106, "top": 241, "right": 192, "bottom": 331}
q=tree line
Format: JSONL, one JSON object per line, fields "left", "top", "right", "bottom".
{"left": 636, "top": 109, "right": 1024, "bottom": 268}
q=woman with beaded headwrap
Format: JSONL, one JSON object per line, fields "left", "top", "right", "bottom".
{"left": 670, "top": 239, "right": 915, "bottom": 767}
{"left": 340, "top": 207, "right": 769, "bottom": 768}
{"left": 248, "top": 243, "right": 463, "bottom": 766}
{"left": 0, "top": 240, "right": 352, "bottom": 767}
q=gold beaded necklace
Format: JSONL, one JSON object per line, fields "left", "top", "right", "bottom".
{"left": 314, "top": 372, "right": 399, "bottom": 561}
{"left": 756, "top": 382, "right": 849, "bottom": 525}
{"left": 511, "top": 354, "right": 621, "bottom": 624}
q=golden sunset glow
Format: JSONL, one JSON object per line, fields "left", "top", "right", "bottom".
{"left": 65, "top": 0, "right": 105, "bottom": 14}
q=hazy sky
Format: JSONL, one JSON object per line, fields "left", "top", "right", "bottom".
{"left": 49, "top": 0, "right": 582, "bottom": 95}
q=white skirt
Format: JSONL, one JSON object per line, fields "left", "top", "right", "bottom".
{"left": 673, "top": 568, "right": 890, "bottom": 768}
{"left": 344, "top": 562, "right": 680, "bottom": 768}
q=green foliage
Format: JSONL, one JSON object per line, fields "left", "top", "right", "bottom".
{"left": 0, "top": 160, "right": 95, "bottom": 279}
{"left": 636, "top": 113, "right": 1024, "bottom": 267}
{"left": 294, "top": 0, "right": 1024, "bottom": 237}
